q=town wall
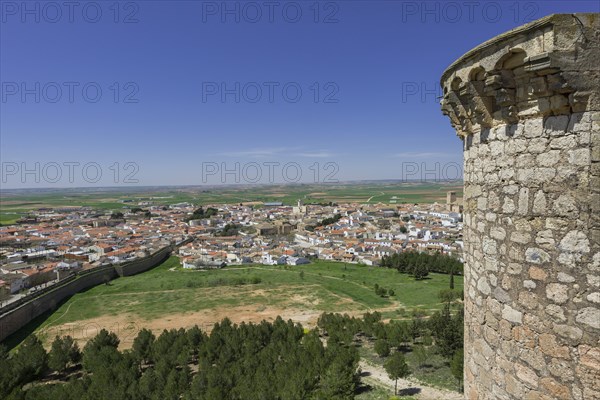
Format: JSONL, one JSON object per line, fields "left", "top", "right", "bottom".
{"left": 114, "top": 246, "right": 171, "bottom": 277}
{"left": 0, "top": 247, "right": 171, "bottom": 342}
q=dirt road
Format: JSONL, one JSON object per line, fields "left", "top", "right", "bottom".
{"left": 359, "top": 360, "right": 463, "bottom": 400}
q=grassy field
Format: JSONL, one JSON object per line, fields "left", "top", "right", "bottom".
{"left": 0, "top": 212, "right": 22, "bottom": 225}
{"left": 30, "top": 257, "right": 462, "bottom": 348}
{"left": 0, "top": 182, "right": 463, "bottom": 222}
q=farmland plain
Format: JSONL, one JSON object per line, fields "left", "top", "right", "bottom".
{"left": 0, "top": 182, "right": 462, "bottom": 225}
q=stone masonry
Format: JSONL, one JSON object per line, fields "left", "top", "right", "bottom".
{"left": 0, "top": 246, "right": 171, "bottom": 342}
{"left": 440, "top": 14, "right": 599, "bottom": 400}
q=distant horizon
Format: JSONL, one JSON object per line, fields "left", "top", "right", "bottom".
{"left": 0, "top": 178, "right": 464, "bottom": 193}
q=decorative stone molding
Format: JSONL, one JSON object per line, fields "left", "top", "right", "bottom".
{"left": 440, "top": 13, "right": 600, "bottom": 400}
{"left": 441, "top": 14, "right": 600, "bottom": 138}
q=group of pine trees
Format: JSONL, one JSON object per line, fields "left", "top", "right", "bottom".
{"left": 1, "top": 301, "right": 465, "bottom": 398}
{"left": 185, "top": 207, "right": 218, "bottom": 222}
{"left": 380, "top": 251, "right": 463, "bottom": 280}
{"left": 318, "top": 309, "right": 463, "bottom": 357}
{"left": 305, "top": 214, "right": 342, "bottom": 231}
{"left": 318, "top": 306, "right": 464, "bottom": 393}
{"left": 1, "top": 317, "right": 360, "bottom": 400}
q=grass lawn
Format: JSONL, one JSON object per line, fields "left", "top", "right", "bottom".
{"left": 31, "top": 257, "right": 462, "bottom": 342}
{"left": 0, "top": 213, "right": 22, "bottom": 226}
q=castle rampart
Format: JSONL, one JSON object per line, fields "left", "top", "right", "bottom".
{"left": 440, "top": 13, "right": 599, "bottom": 400}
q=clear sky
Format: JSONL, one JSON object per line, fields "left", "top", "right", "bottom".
{"left": 1, "top": 1, "right": 598, "bottom": 188}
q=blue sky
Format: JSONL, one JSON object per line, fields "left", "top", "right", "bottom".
{"left": 1, "top": 1, "right": 598, "bottom": 188}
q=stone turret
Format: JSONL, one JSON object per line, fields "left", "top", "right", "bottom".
{"left": 440, "top": 14, "right": 599, "bottom": 400}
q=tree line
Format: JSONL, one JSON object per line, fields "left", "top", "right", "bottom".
{"left": 1, "top": 317, "right": 360, "bottom": 400}
{"left": 380, "top": 251, "right": 463, "bottom": 280}
{"left": 1, "top": 305, "right": 464, "bottom": 399}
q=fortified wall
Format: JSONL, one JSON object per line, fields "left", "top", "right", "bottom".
{"left": 440, "top": 14, "right": 599, "bottom": 400}
{"left": 0, "top": 246, "right": 171, "bottom": 342}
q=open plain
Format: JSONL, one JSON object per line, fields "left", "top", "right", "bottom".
{"left": 32, "top": 257, "right": 462, "bottom": 350}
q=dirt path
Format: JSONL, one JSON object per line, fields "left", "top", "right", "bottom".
{"left": 45, "top": 299, "right": 78, "bottom": 325}
{"left": 366, "top": 192, "right": 385, "bottom": 203}
{"left": 359, "top": 360, "right": 462, "bottom": 400}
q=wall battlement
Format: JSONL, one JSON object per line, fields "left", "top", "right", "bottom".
{"left": 440, "top": 13, "right": 599, "bottom": 400}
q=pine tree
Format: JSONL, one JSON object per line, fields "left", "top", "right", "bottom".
{"left": 12, "top": 335, "right": 48, "bottom": 386}
{"left": 384, "top": 352, "right": 410, "bottom": 395}
{"left": 49, "top": 335, "right": 80, "bottom": 373}
{"left": 374, "top": 339, "right": 390, "bottom": 357}
{"left": 132, "top": 328, "right": 155, "bottom": 367}
{"left": 451, "top": 349, "right": 464, "bottom": 392}
{"left": 413, "top": 345, "right": 428, "bottom": 368}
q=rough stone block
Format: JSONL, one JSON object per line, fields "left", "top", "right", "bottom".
{"left": 575, "top": 307, "right": 600, "bottom": 329}
{"left": 502, "top": 304, "right": 523, "bottom": 324}
{"left": 546, "top": 283, "right": 569, "bottom": 304}
{"left": 540, "top": 377, "right": 571, "bottom": 399}
{"left": 539, "top": 334, "right": 570, "bottom": 358}
{"left": 516, "top": 363, "right": 539, "bottom": 388}
{"left": 526, "top": 248, "right": 551, "bottom": 264}
{"left": 529, "top": 266, "right": 548, "bottom": 281}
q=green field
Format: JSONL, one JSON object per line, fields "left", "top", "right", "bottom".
{"left": 0, "top": 182, "right": 463, "bottom": 224}
{"left": 0, "top": 212, "right": 22, "bottom": 225}
{"left": 31, "top": 257, "right": 462, "bottom": 347}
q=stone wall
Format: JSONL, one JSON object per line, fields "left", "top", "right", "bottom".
{"left": 115, "top": 246, "right": 171, "bottom": 277}
{"left": 440, "top": 14, "right": 599, "bottom": 400}
{"left": 0, "top": 247, "right": 171, "bottom": 342}
{"left": 0, "top": 265, "right": 117, "bottom": 342}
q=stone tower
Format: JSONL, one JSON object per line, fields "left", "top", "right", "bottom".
{"left": 447, "top": 191, "right": 457, "bottom": 205}
{"left": 440, "top": 14, "right": 599, "bottom": 400}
